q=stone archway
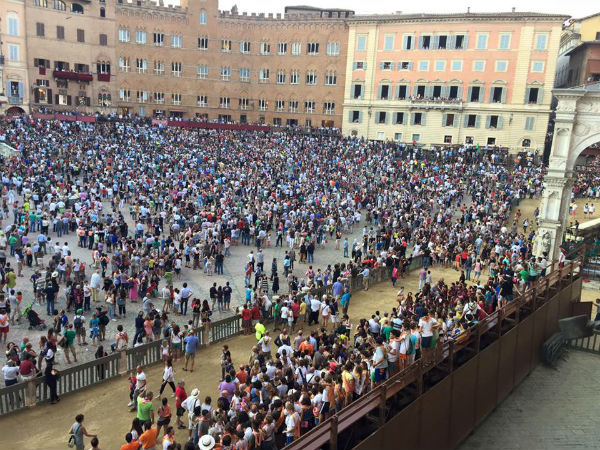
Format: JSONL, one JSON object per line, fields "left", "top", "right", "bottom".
{"left": 535, "top": 83, "right": 600, "bottom": 259}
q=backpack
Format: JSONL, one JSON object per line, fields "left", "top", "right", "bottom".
{"left": 99, "top": 314, "right": 109, "bottom": 326}
{"left": 74, "top": 316, "right": 83, "bottom": 329}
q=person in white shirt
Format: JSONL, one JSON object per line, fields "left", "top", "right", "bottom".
{"left": 418, "top": 309, "right": 438, "bottom": 363}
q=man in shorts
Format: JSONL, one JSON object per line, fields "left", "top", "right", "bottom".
{"left": 183, "top": 329, "right": 200, "bottom": 372}
{"left": 175, "top": 380, "right": 187, "bottom": 429}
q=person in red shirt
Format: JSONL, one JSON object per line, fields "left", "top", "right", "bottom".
{"left": 175, "top": 380, "right": 187, "bottom": 429}
{"left": 236, "top": 365, "right": 248, "bottom": 385}
{"left": 241, "top": 305, "right": 252, "bottom": 335}
{"left": 250, "top": 304, "right": 261, "bottom": 325}
{"left": 19, "top": 355, "right": 36, "bottom": 380}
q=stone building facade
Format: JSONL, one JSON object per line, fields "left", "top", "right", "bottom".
{"left": 1, "top": 0, "right": 30, "bottom": 114}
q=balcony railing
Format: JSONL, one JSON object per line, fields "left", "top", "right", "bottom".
{"left": 8, "top": 97, "right": 23, "bottom": 105}
{"left": 97, "top": 73, "right": 110, "bottom": 82}
{"left": 52, "top": 70, "right": 93, "bottom": 81}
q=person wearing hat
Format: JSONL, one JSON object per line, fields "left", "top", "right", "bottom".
{"left": 181, "top": 388, "right": 200, "bottom": 439}
{"left": 198, "top": 434, "right": 215, "bottom": 450}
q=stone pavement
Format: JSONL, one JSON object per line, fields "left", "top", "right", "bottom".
{"left": 458, "top": 350, "right": 600, "bottom": 450}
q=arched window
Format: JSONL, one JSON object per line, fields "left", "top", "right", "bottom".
{"left": 34, "top": 0, "right": 48, "bottom": 7}
{"left": 71, "top": 2, "right": 83, "bottom": 13}
{"left": 199, "top": 10, "right": 207, "bottom": 25}
{"left": 522, "top": 139, "right": 531, "bottom": 148}
{"left": 100, "top": 7, "right": 105, "bottom": 17}
{"left": 53, "top": 0, "right": 66, "bottom": 10}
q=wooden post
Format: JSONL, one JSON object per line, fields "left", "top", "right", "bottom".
{"left": 119, "top": 349, "right": 128, "bottom": 375}
{"left": 379, "top": 385, "right": 387, "bottom": 427}
{"left": 330, "top": 415, "right": 338, "bottom": 450}
{"left": 25, "top": 379, "right": 37, "bottom": 407}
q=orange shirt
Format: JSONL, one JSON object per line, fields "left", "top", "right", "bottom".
{"left": 299, "top": 341, "right": 314, "bottom": 355}
{"left": 139, "top": 428, "right": 158, "bottom": 449}
{"left": 120, "top": 442, "right": 140, "bottom": 450}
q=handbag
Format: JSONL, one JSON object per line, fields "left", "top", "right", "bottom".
{"left": 67, "top": 435, "right": 75, "bottom": 448}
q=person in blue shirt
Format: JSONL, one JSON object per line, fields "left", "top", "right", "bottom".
{"left": 183, "top": 330, "right": 200, "bottom": 372}
{"left": 340, "top": 289, "right": 351, "bottom": 315}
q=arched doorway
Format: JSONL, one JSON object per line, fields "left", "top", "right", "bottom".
{"left": 535, "top": 82, "right": 600, "bottom": 259}
{"left": 6, "top": 106, "right": 25, "bottom": 115}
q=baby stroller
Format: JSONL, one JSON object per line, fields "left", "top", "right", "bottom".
{"left": 23, "top": 304, "right": 47, "bottom": 331}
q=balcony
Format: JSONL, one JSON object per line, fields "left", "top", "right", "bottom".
{"left": 8, "top": 96, "right": 23, "bottom": 105}
{"left": 52, "top": 70, "right": 93, "bottom": 82}
{"left": 406, "top": 97, "right": 464, "bottom": 109}
{"left": 97, "top": 73, "right": 110, "bottom": 82}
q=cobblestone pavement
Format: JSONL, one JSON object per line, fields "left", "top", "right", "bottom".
{"left": 3, "top": 199, "right": 366, "bottom": 370}
{"left": 458, "top": 350, "right": 600, "bottom": 450}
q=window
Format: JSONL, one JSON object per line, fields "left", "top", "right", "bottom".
{"left": 473, "top": 60, "right": 485, "bottom": 72}
{"left": 531, "top": 61, "right": 545, "bottom": 73}
{"left": 197, "top": 95, "right": 207, "bottom": 107}
{"left": 171, "top": 35, "right": 182, "bottom": 48}
{"left": 306, "top": 71, "right": 317, "bottom": 85}
{"left": 412, "top": 112, "right": 424, "bottom": 125}
{"left": 379, "top": 85, "right": 390, "bottom": 100}
{"left": 491, "top": 86, "right": 505, "bottom": 103}
{"left": 199, "top": 11, "right": 207, "bottom": 25}
{"left": 444, "top": 135, "right": 452, "bottom": 143}
{"left": 525, "top": 116, "right": 535, "bottom": 130}
{"left": 276, "top": 100, "right": 285, "bottom": 111}
{"left": 220, "top": 97, "right": 230, "bottom": 108}
{"left": 525, "top": 87, "right": 540, "bottom": 104}
{"left": 535, "top": 33, "right": 547, "bottom": 50}
{"left": 119, "top": 29, "right": 130, "bottom": 42}
{"left": 402, "top": 35, "right": 413, "bottom": 50}
{"left": 74, "top": 63, "right": 89, "bottom": 73}
{"left": 258, "top": 99, "right": 268, "bottom": 111}
{"left": 469, "top": 86, "right": 482, "bottom": 102}
{"left": 136, "top": 91, "right": 148, "bottom": 103}
{"left": 394, "top": 112, "right": 404, "bottom": 124}
{"left": 239, "top": 98, "right": 249, "bottom": 110}
{"left": 466, "top": 114, "right": 479, "bottom": 128}
{"left": 350, "top": 110, "right": 361, "bottom": 123}
{"left": 353, "top": 61, "right": 366, "bottom": 70}
{"left": 240, "top": 41, "right": 251, "bottom": 53}
{"left": 54, "top": 60, "right": 69, "bottom": 71}
{"left": 377, "top": 111, "right": 387, "bottom": 124}
{"left": 119, "top": 89, "right": 131, "bottom": 102}
{"left": 197, "top": 64, "right": 208, "bottom": 79}
{"left": 277, "top": 71, "right": 286, "bottom": 84}
{"left": 172, "top": 93, "right": 182, "bottom": 105}
{"left": 259, "top": 69, "right": 270, "bottom": 82}
{"left": 415, "top": 85, "right": 426, "bottom": 98}
{"left": 171, "top": 62, "right": 182, "bottom": 77}
{"left": 499, "top": 33, "right": 511, "bottom": 50}
{"left": 290, "top": 70, "right": 299, "bottom": 85}
{"left": 289, "top": 100, "right": 298, "bottom": 113}
{"left": 135, "top": 30, "right": 147, "bottom": 44}
{"left": 100, "top": 7, "right": 105, "bottom": 18}
{"left": 352, "top": 84, "right": 363, "bottom": 99}
{"left": 419, "top": 35, "right": 431, "bottom": 49}
{"left": 8, "top": 44, "right": 19, "bottom": 62}
{"left": 240, "top": 68, "right": 250, "bottom": 82}
{"left": 34, "top": 0, "right": 48, "bottom": 6}
{"left": 36, "top": 22, "right": 45, "bottom": 37}
{"left": 99, "top": 34, "right": 107, "bottom": 46}
{"left": 291, "top": 42, "right": 301, "bottom": 56}
{"left": 418, "top": 61, "right": 429, "bottom": 72}
{"left": 307, "top": 43, "right": 319, "bottom": 55}
{"left": 434, "top": 60, "right": 446, "bottom": 71}
{"left": 465, "top": 136, "right": 473, "bottom": 144}
{"left": 398, "top": 61, "right": 412, "bottom": 70}
{"left": 596, "top": 32, "right": 600, "bottom": 40}
{"left": 412, "top": 134, "right": 420, "bottom": 142}
{"left": 53, "top": 0, "right": 66, "bottom": 11}
{"left": 153, "top": 92, "right": 165, "bottom": 104}
{"left": 357, "top": 35, "right": 367, "bottom": 51}
{"left": 454, "top": 34, "right": 466, "bottom": 49}
{"left": 487, "top": 137, "right": 496, "bottom": 146}
{"left": 522, "top": 139, "right": 531, "bottom": 148}
{"left": 77, "top": 29, "right": 85, "bottom": 42}
{"left": 397, "top": 85, "right": 408, "bottom": 100}
{"left": 487, "top": 115, "right": 500, "bottom": 129}
{"left": 119, "top": 57, "right": 130, "bottom": 72}
{"left": 198, "top": 37, "right": 208, "bottom": 50}
{"left": 260, "top": 42, "right": 271, "bottom": 55}
{"left": 381, "top": 61, "right": 393, "bottom": 70}
{"left": 384, "top": 34, "right": 394, "bottom": 50}
{"left": 326, "top": 42, "right": 340, "bottom": 56}
{"left": 277, "top": 42, "right": 287, "bottom": 55}
{"left": 153, "top": 32, "right": 164, "bottom": 46}
{"left": 325, "top": 72, "right": 337, "bottom": 86}
{"left": 437, "top": 35, "right": 448, "bottom": 49}
{"left": 495, "top": 60, "right": 508, "bottom": 72}
{"left": 97, "top": 61, "right": 110, "bottom": 74}
{"left": 71, "top": 2, "right": 83, "bottom": 13}
{"left": 135, "top": 59, "right": 147, "bottom": 73}
{"left": 56, "top": 25, "right": 65, "bottom": 40}
{"left": 451, "top": 60, "right": 463, "bottom": 71}
{"left": 221, "top": 39, "right": 231, "bottom": 52}
{"left": 221, "top": 66, "right": 230, "bottom": 81}
{"left": 305, "top": 101, "right": 315, "bottom": 113}
{"left": 476, "top": 33, "right": 488, "bottom": 50}
{"left": 443, "top": 113, "right": 455, "bottom": 127}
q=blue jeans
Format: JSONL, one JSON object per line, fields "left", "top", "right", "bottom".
{"left": 180, "top": 298, "right": 188, "bottom": 315}
{"left": 46, "top": 297, "right": 55, "bottom": 315}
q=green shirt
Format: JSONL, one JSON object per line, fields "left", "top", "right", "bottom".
{"left": 63, "top": 330, "right": 76, "bottom": 346}
{"left": 519, "top": 269, "right": 529, "bottom": 282}
{"left": 137, "top": 397, "right": 153, "bottom": 421}
{"left": 382, "top": 326, "right": 393, "bottom": 342}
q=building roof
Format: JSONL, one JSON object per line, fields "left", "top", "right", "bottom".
{"left": 572, "top": 12, "right": 600, "bottom": 22}
{"left": 284, "top": 5, "right": 354, "bottom": 13}
{"left": 347, "top": 11, "right": 570, "bottom": 24}
{"left": 565, "top": 40, "right": 600, "bottom": 56}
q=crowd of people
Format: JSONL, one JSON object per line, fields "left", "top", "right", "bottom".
{"left": 0, "top": 115, "right": 550, "bottom": 450}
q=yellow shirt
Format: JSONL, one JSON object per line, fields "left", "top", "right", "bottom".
{"left": 299, "top": 303, "right": 306, "bottom": 315}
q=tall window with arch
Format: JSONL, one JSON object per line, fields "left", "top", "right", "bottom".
{"left": 53, "top": 0, "right": 66, "bottom": 11}
{"left": 200, "top": 10, "right": 207, "bottom": 25}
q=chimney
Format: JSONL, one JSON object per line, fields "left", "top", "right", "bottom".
{"left": 511, "top": 7, "right": 516, "bottom": 12}
{"left": 467, "top": 7, "right": 470, "bottom": 13}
